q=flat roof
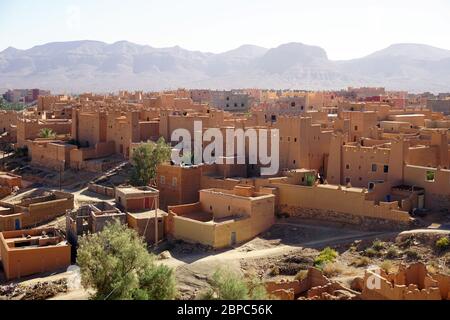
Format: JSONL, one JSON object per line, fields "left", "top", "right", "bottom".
{"left": 127, "top": 209, "right": 167, "bottom": 219}
{"left": 115, "top": 186, "right": 159, "bottom": 195}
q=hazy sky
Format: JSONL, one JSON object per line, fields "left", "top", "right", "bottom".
{"left": 1, "top": 0, "right": 449, "bottom": 60}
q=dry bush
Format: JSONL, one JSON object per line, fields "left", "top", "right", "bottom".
{"left": 385, "top": 247, "right": 400, "bottom": 259}
{"left": 379, "top": 260, "right": 394, "bottom": 273}
{"left": 350, "top": 256, "right": 371, "bottom": 267}
{"left": 322, "top": 262, "right": 344, "bottom": 278}
{"left": 294, "top": 270, "right": 309, "bottom": 281}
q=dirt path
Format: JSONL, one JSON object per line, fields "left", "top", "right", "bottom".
{"left": 162, "top": 221, "right": 396, "bottom": 299}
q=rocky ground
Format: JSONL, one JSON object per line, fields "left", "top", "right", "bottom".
{"left": 0, "top": 279, "right": 68, "bottom": 300}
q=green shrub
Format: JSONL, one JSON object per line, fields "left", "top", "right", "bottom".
{"left": 405, "top": 249, "right": 420, "bottom": 260}
{"left": 435, "top": 237, "right": 450, "bottom": 251}
{"left": 372, "top": 240, "right": 386, "bottom": 251}
{"left": 364, "top": 247, "right": 378, "bottom": 257}
{"left": 77, "top": 221, "right": 176, "bottom": 300}
{"left": 198, "top": 269, "right": 268, "bottom": 300}
{"left": 132, "top": 264, "right": 177, "bottom": 300}
{"left": 314, "top": 247, "right": 338, "bottom": 268}
{"left": 386, "top": 247, "right": 400, "bottom": 259}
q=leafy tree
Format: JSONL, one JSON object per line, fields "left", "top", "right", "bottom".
{"left": 132, "top": 264, "right": 177, "bottom": 300}
{"left": 77, "top": 221, "right": 176, "bottom": 300}
{"left": 199, "top": 269, "right": 268, "bottom": 300}
{"left": 130, "top": 137, "right": 171, "bottom": 186}
{"left": 39, "top": 127, "right": 56, "bottom": 139}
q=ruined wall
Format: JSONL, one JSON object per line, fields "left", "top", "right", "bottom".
{"left": 360, "top": 265, "right": 447, "bottom": 300}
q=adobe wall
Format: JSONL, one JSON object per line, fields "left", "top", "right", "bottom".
{"left": 199, "top": 190, "right": 254, "bottom": 220}
{"left": 171, "top": 215, "right": 216, "bottom": 247}
{"left": 169, "top": 192, "right": 275, "bottom": 248}
{"left": 408, "top": 146, "right": 439, "bottom": 167}
{"left": 92, "top": 213, "right": 126, "bottom": 233}
{"left": 157, "top": 165, "right": 202, "bottom": 210}
{"left": 360, "top": 265, "right": 447, "bottom": 300}
{"left": 403, "top": 165, "right": 450, "bottom": 211}
{"left": 341, "top": 145, "right": 390, "bottom": 187}
{"left": 0, "top": 211, "right": 22, "bottom": 232}
{"left": 200, "top": 176, "right": 244, "bottom": 190}
{"left": 213, "top": 206, "right": 274, "bottom": 248}
{"left": 0, "top": 241, "right": 71, "bottom": 280}
{"left": 0, "top": 110, "right": 18, "bottom": 134}
{"left": 272, "top": 183, "right": 411, "bottom": 227}
{"left": 139, "top": 121, "right": 159, "bottom": 142}
{"left": 265, "top": 268, "right": 355, "bottom": 300}
{"left": 127, "top": 214, "right": 165, "bottom": 243}
{"left": 16, "top": 120, "right": 71, "bottom": 148}
{"left": 29, "top": 142, "right": 76, "bottom": 170}
{"left": 87, "top": 183, "right": 115, "bottom": 197}
{"left": 22, "top": 197, "right": 74, "bottom": 227}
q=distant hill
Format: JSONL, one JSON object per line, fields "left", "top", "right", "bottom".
{"left": 1, "top": 41, "right": 450, "bottom": 93}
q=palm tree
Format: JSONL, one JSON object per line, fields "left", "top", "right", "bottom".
{"left": 39, "top": 128, "right": 56, "bottom": 139}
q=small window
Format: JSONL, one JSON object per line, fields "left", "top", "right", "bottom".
{"left": 426, "top": 171, "right": 435, "bottom": 182}
{"left": 291, "top": 102, "right": 296, "bottom": 107}
{"left": 371, "top": 164, "right": 377, "bottom": 172}
{"left": 294, "top": 138, "right": 297, "bottom": 142}
{"left": 234, "top": 103, "right": 238, "bottom": 107}
{"left": 228, "top": 206, "right": 231, "bottom": 211}
{"left": 346, "top": 164, "right": 350, "bottom": 170}
{"left": 226, "top": 104, "right": 230, "bottom": 108}
{"left": 345, "top": 177, "right": 351, "bottom": 184}
{"left": 383, "top": 165, "right": 389, "bottom": 173}
{"left": 160, "top": 176, "right": 165, "bottom": 184}
{"left": 210, "top": 205, "right": 213, "bottom": 211}
{"left": 354, "top": 126, "right": 358, "bottom": 131}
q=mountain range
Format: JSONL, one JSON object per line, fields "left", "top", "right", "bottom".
{"left": 1, "top": 41, "right": 450, "bottom": 93}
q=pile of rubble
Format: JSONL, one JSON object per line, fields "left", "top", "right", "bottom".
{"left": 0, "top": 279, "right": 68, "bottom": 300}
{"left": 265, "top": 268, "right": 360, "bottom": 300}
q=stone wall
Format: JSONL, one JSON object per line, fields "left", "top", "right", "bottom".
{"left": 280, "top": 206, "right": 411, "bottom": 230}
